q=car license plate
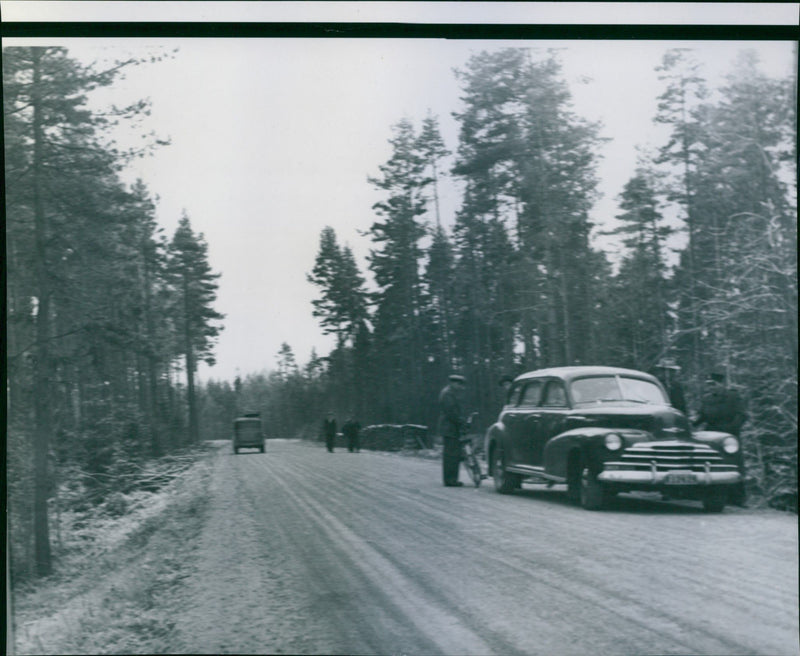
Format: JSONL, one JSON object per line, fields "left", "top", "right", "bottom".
{"left": 665, "top": 471, "right": 696, "bottom": 485}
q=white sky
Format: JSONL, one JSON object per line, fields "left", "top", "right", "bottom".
{"left": 3, "top": 4, "right": 797, "bottom": 383}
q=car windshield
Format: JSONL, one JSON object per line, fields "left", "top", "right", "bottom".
{"left": 570, "top": 376, "right": 667, "bottom": 406}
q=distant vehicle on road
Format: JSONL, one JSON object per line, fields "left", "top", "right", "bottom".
{"left": 233, "top": 413, "right": 265, "bottom": 454}
{"left": 485, "top": 366, "right": 742, "bottom": 512}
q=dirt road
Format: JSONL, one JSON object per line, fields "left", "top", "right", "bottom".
{"left": 170, "top": 439, "right": 798, "bottom": 655}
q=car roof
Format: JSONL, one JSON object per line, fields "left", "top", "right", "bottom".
{"left": 514, "top": 366, "right": 658, "bottom": 384}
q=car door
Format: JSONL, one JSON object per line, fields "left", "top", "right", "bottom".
{"left": 510, "top": 379, "right": 543, "bottom": 464}
{"left": 531, "top": 379, "right": 569, "bottom": 465}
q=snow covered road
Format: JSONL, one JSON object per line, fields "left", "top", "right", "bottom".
{"left": 170, "top": 439, "right": 799, "bottom": 655}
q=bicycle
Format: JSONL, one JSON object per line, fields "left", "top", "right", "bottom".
{"left": 460, "top": 412, "right": 485, "bottom": 487}
{"left": 460, "top": 434, "right": 484, "bottom": 487}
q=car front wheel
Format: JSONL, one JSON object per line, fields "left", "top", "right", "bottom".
{"left": 702, "top": 487, "right": 726, "bottom": 513}
{"left": 580, "top": 467, "right": 606, "bottom": 510}
{"left": 492, "top": 448, "right": 518, "bottom": 494}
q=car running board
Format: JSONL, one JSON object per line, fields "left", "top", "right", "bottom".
{"left": 507, "top": 465, "right": 566, "bottom": 484}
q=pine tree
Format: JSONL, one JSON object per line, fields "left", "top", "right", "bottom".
{"left": 604, "top": 169, "right": 674, "bottom": 367}
{"left": 654, "top": 48, "right": 710, "bottom": 375}
{"left": 451, "top": 49, "right": 605, "bottom": 370}
{"left": 688, "top": 52, "right": 796, "bottom": 502}
{"left": 307, "top": 226, "right": 369, "bottom": 347}
{"left": 417, "top": 112, "right": 451, "bottom": 228}
{"left": 422, "top": 224, "right": 456, "bottom": 371}
{"left": 125, "top": 180, "right": 172, "bottom": 455}
{"left": 367, "top": 118, "right": 430, "bottom": 421}
{"left": 276, "top": 342, "right": 298, "bottom": 379}
{"left": 167, "top": 213, "right": 224, "bottom": 444}
{"left": 3, "top": 46, "right": 154, "bottom": 576}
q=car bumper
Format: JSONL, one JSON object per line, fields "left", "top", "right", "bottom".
{"left": 598, "top": 469, "right": 741, "bottom": 485}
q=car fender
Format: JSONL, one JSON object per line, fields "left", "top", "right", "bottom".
{"left": 692, "top": 429, "right": 735, "bottom": 442}
{"left": 544, "top": 427, "right": 652, "bottom": 478}
{"left": 691, "top": 429, "right": 739, "bottom": 454}
{"left": 485, "top": 421, "right": 509, "bottom": 463}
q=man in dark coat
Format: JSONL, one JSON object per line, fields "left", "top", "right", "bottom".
{"left": 695, "top": 373, "right": 747, "bottom": 435}
{"left": 694, "top": 372, "right": 748, "bottom": 506}
{"left": 438, "top": 374, "right": 468, "bottom": 487}
{"left": 498, "top": 374, "right": 514, "bottom": 406}
{"left": 322, "top": 412, "right": 337, "bottom": 453}
{"left": 654, "top": 358, "right": 687, "bottom": 415}
{"left": 342, "top": 416, "right": 361, "bottom": 453}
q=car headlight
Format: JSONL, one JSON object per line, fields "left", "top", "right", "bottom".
{"left": 604, "top": 432, "right": 623, "bottom": 451}
{"left": 722, "top": 436, "right": 739, "bottom": 454}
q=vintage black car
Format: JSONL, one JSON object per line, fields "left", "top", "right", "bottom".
{"left": 485, "top": 366, "right": 742, "bottom": 512}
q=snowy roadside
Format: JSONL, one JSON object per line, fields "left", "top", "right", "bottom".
{"left": 10, "top": 446, "right": 215, "bottom": 655}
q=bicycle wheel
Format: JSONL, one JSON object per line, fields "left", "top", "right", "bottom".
{"left": 463, "top": 450, "right": 482, "bottom": 487}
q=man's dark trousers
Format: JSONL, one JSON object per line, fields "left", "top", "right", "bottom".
{"left": 443, "top": 436, "right": 461, "bottom": 485}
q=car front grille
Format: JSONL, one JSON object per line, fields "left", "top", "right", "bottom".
{"left": 606, "top": 441, "right": 738, "bottom": 472}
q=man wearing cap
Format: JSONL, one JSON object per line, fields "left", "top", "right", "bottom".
{"left": 498, "top": 375, "right": 514, "bottom": 406}
{"left": 655, "top": 359, "right": 687, "bottom": 414}
{"left": 694, "top": 372, "right": 748, "bottom": 505}
{"left": 438, "top": 374, "right": 468, "bottom": 487}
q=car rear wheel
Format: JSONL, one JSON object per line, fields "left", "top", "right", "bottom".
{"left": 703, "top": 488, "right": 726, "bottom": 513}
{"left": 580, "top": 467, "right": 606, "bottom": 510}
{"left": 492, "top": 448, "right": 518, "bottom": 494}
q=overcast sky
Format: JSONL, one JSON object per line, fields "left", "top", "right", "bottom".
{"left": 3, "top": 5, "right": 796, "bottom": 384}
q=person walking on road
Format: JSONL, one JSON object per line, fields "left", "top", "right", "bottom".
{"left": 342, "top": 416, "right": 361, "bottom": 453}
{"left": 322, "top": 412, "right": 337, "bottom": 453}
{"left": 438, "top": 374, "right": 469, "bottom": 487}
{"left": 694, "top": 371, "right": 748, "bottom": 506}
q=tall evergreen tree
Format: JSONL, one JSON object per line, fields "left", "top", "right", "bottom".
{"left": 167, "top": 213, "right": 224, "bottom": 444}
{"left": 452, "top": 49, "right": 605, "bottom": 370}
{"left": 422, "top": 224, "right": 457, "bottom": 371}
{"left": 604, "top": 168, "right": 674, "bottom": 367}
{"left": 658, "top": 50, "right": 797, "bottom": 505}
{"left": 417, "top": 112, "right": 451, "bottom": 228}
{"left": 3, "top": 46, "right": 154, "bottom": 576}
{"left": 125, "top": 180, "right": 172, "bottom": 455}
{"left": 367, "top": 118, "right": 430, "bottom": 421}
{"left": 654, "top": 48, "right": 710, "bottom": 374}
{"left": 307, "top": 226, "right": 369, "bottom": 347}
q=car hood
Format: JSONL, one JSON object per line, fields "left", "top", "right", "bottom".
{"left": 566, "top": 405, "right": 691, "bottom": 440}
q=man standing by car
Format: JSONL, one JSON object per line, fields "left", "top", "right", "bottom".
{"left": 498, "top": 374, "right": 515, "bottom": 406}
{"left": 438, "top": 374, "right": 468, "bottom": 487}
{"left": 694, "top": 372, "right": 748, "bottom": 506}
{"left": 654, "top": 358, "right": 687, "bottom": 414}
{"left": 322, "top": 412, "right": 337, "bottom": 453}
{"left": 342, "top": 415, "right": 361, "bottom": 453}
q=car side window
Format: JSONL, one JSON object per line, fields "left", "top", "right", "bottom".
{"left": 541, "top": 381, "right": 567, "bottom": 407}
{"left": 519, "top": 380, "right": 543, "bottom": 406}
{"left": 506, "top": 383, "right": 523, "bottom": 406}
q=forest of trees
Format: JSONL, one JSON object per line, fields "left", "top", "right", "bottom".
{"left": 231, "top": 48, "right": 796, "bottom": 511}
{"left": 5, "top": 47, "right": 223, "bottom": 578}
{"left": 5, "top": 45, "right": 797, "bottom": 581}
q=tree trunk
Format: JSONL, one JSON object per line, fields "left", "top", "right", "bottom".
{"left": 184, "top": 275, "right": 198, "bottom": 444}
{"left": 31, "top": 48, "right": 53, "bottom": 577}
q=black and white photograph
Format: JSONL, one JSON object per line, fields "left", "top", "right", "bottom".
{"left": 4, "top": 2, "right": 798, "bottom": 654}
